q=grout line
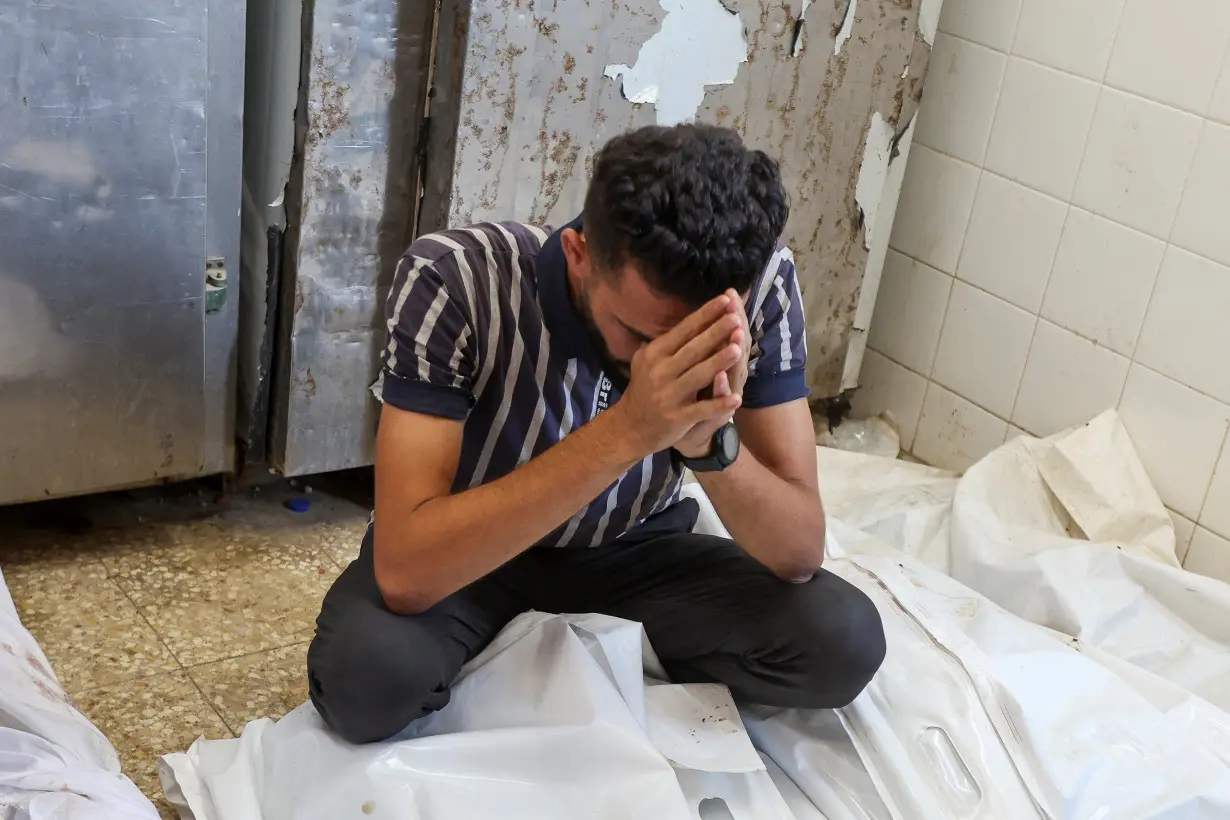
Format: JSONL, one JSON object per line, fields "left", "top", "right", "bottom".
{"left": 1098, "top": 0, "right": 1128, "bottom": 85}
{"left": 872, "top": 344, "right": 1008, "bottom": 425}
{"left": 912, "top": 140, "right": 1230, "bottom": 274}
{"left": 184, "top": 670, "right": 239, "bottom": 738}
{"left": 942, "top": 25, "right": 1217, "bottom": 123}
{"left": 182, "top": 639, "right": 311, "bottom": 672}
{"left": 105, "top": 565, "right": 236, "bottom": 736}
{"left": 1195, "top": 424, "right": 1230, "bottom": 530}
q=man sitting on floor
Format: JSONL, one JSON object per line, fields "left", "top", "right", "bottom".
{"left": 307, "top": 123, "right": 886, "bottom": 744}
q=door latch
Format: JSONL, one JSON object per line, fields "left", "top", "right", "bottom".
{"left": 206, "top": 257, "right": 227, "bottom": 313}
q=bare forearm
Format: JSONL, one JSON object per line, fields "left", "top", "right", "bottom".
{"left": 695, "top": 449, "right": 825, "bottom": 579}
{"left": 376, "top": 410, "right": 643, "bottom": 613}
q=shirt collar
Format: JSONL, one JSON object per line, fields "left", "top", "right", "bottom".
{"left": 535, "top": 215, "right": 599, "bottom": 364}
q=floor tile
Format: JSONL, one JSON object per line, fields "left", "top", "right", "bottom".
{"left": 189, "top": 643, "right": 310, "bottom": 735}
{"left": 101, "top": 522, "right": 339, "bottom": 667}
{"left": 74, "top": 672, "right": 231, "bottom": 808}
{"left": 5, "top": 560, "right": 178, "bottom": 695}
{"left": 304, "top": 520, "right": 369, "bottom": 570}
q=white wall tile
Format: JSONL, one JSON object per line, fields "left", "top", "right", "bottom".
{"left": 1172, "top": 122, "right": 1230, "bottom": 268}
{"left": 1211, "top": 48, "right": 1230, "bottom": 123}
{"left": 985, "top": 59, "right": 1101, "bottom": 200}
{"left": 1135, "top": 247, "right": 1230, "bottom": 405}
{"left": 1105, "top": 0, "right": 1230, "bottom": 114}
{"left": 1004, "top": 424, "right": 1035, "bottom": 444}
{"left": 1170, "top": 510, "right": 1197, "bottom": 564}
{"left": 1040, "top": 208, "right": 1165, "bottom": 356}
{"left": 1012, "top": 320, "right": 1129, "bottom": 436}
{"left": 1184, "top": 527, "right": 1230, "bottom": 584}
{"left": 956, "top": 173, "right": 1067, "bottom": 312}
{"left": 853, "top": 350, "right": 929, "bottom": 451}
{"left": 914, "top": 384, "right": 1009, "bottom": 472}
{"left": 868, "top": 251, "right": 953, "bottom": 375}
{"left": 915, "top": 35, "right": 1008, "bottom": 165}
{"left": 1072, "top": 90, "right": 1203, "bottom": 238}
{"left": 937, "top": 0, "right": 1023, "bottom": 51}
{"left": 1012, "top": 0, "right": 1124, "bottom": 81}
{"left": 889, "top": 146, "right": 981, "bottom": 274}
{"left": 1118, "top": 365, "right": 1230, "bottom": 519}
{"left": 1201, "top": 437, "right": 1230, "bottom": 540}
{"left": 932, "top": 282, "right": 1036, "bottom": 417}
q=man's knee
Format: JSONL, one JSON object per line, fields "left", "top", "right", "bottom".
{"left": 771, "top": 573, "right": 886, "bottom": 708}
{"left": 308, "top": 614, "right": 449, "bottom": 744}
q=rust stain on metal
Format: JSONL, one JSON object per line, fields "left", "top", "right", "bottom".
{"left": 536, "top": 18, "right": 560, "bottom": 41}
{"left": 306, "top": 50, "right": 352, "bottom": 152}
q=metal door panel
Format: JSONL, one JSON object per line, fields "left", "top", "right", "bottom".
{"left": 203, "top": 0, "right": 248, "bottom": 474}
{"left": 0, "top": 1, "right": 209, "bottom": 502}
{"left": 272, "top": 0, "right": 436, "bottom": 476}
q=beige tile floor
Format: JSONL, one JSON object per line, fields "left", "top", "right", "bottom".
{"left": 0, "top": 477, "right": 372, "bottom": 818}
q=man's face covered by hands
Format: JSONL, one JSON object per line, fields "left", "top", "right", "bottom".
{"left": 565, "top": 230, "right": 751, "bottom": 399}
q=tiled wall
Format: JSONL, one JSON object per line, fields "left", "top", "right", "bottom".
{"left": 858, "top": 0, "right": 1230, "bottom": 580}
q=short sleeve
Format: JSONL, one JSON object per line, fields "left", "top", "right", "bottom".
{"left": 743, "top": 250, "right": 809, "bottom": 409}
{"left": 378, "top": 255, "right": 477, "bottom": 420}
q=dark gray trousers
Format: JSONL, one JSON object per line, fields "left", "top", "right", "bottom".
{"left": 307, "top": 501, "right": 886, "bottom": 744}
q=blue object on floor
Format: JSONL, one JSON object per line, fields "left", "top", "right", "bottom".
{"left": 285, "top": 497, "right": 311, "bottom": 513}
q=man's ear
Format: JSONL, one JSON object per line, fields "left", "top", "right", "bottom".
{"left": 561, "top": 228, "right": 591, "bottom": 277}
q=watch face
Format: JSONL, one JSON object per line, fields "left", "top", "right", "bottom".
{"left": 719, "top": 423, "right": 740, "bottom": 463}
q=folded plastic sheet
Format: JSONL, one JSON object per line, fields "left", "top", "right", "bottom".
{"left": 160, "top": 410, "right": 1230, "bottom": 820}
{"left": 0, "top": 567, "right": 159, "bottom": 820}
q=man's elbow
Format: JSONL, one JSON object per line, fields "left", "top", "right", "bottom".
{"left": 773, "top": 516, "right": 826, "bottom": 582}
{"left": 375, "top": 571, "right": 441, "bottom": 615}
{"left": 373, "top": 543, "right": 442, "bottom": 615}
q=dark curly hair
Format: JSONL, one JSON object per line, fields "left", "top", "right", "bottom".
{"left": 582, "top": 124, "right": 790, "bottom": 306}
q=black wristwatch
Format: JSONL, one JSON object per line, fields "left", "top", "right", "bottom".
{"left": 675, "top": 421, "right": 740, "bottom": 472}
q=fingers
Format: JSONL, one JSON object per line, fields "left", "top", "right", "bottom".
{"left": 675, "top": 342, "right": 742, "bottom": 398}
{"left": 667, "top": 312, "right": 740, "bottom": 377}
{"left": 655, "top": 293, "right": 737, "bottom": 355}
{"left": 683, "top": 394, "right": 741, "bottom": 426}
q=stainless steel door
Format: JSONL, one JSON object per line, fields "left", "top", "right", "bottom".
{"left": 0, "top": 1, "right": 220, "bottom": 502}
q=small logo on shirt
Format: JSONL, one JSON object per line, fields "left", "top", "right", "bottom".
{"left": 595, "top": 374, "right": 613, "bottom": 414}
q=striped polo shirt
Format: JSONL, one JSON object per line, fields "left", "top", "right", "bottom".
{"left": 378, "top": 218, "right": 809, "bottom": 548}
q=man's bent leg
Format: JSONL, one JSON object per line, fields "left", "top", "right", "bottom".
{"left": 307, "top": 528, "right": 525, "bottom": 743}
{"left": 577, "top": 530, "right": 885, "bottom": 708}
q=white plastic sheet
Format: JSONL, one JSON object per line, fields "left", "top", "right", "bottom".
{"left": 160, "top": 410, "right": 1230, "bottom": 820}
{"left": 0, "top": 567, "right": 159, "bottom": 820}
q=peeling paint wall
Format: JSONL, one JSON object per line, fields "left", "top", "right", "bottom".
{"left": 425, "top": 0, "right": 935, "bottom": 398}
